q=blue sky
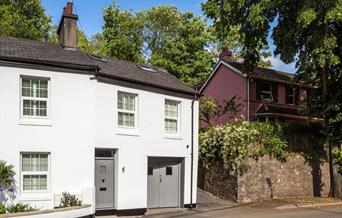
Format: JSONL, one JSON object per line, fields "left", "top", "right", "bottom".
{"left": 41, "top": 0, "right": 295, "bottom": 73}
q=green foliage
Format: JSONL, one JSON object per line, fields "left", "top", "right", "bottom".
{"left": 0, "top": 160, "right": 15, "bottom": 190}
{"left": 199, "top": 121, "right": 288, "bottom": 173}
{"left": 48, "top": 27, "right": 107, "bottom": 57}
{"left": 333, "top": 149, "right": 342, "bottom": 174}
{"left": 199, "top": 96, "right": 241, "bottom": 127}
{"left": 102, "top": 4, "right": 215, "bottom": 85}
{"left": 103, "top": 2, "right": 144, "bottom": 63}
{"left": 0, "top": 203, "right": 5, "bottom": 214}
{"left": 0, "top": 0, "right": 51, "bottom": 41}
{"left": 6, "top": 203, "right": 37, "bottom": 213}
{"left": 137, "top": 6, "right": 215, "bottom": 85}
{"left": 59, "top": 192, "right": 82, "bottom": 208}
{"left": 202, "top": 0, "right": 341, "bottom": 76}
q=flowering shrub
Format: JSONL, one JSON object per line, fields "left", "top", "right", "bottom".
{"left": 199, "top": 121, "right": 288, "bottom": 173}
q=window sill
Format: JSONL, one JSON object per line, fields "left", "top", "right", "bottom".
{"left": 164, "top": 134, "right": 183, "bottom": 140}
{"left": 116, "top": 128, "right": 140, "bottom": 137}
{"left": 19, "top": 119, "right": 53, "bottom": 126}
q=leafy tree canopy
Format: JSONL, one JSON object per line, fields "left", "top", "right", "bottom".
{"left": 0, "top": 0, "right": 51, "bottom": 41}
{"left": 102, "top": 3, "right": 215, "bottom": 85}
{"left": 103, "top": 3, "right": 144, "bottom": 63}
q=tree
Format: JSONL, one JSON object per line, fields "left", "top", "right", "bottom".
{"left": 138, "top": 6, "right": 215, "bottom": 85}
{"left": 202, "top": 0, "right": 342, "bottom": 198}
{"left": 103, "top": 2, "right": 144, "bottom": 63}
{"left": 48, "top": 26, "right": 107, "bottom": 56}
{"left": 0, "top": 160, "right": 15, "bottom": 190}
{"left": 200, "top": 96, "right": 241, "bottom": 128}
{"left": 0, "top": 0, "right": 51, "bottom": 41}
{"left": 0, "top": 160, "right": 15, "bottom": 205}
{"left": 90, "top": 33, "right": 108, "bottom": 57}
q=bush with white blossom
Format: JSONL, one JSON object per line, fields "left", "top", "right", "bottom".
{"left": 199, "top": 121, "right": 288, "bottom": 173}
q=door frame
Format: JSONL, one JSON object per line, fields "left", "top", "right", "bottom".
{"left": 95, "top": 148, "right": 117, "bottom": 210}
{"left": 147, "top": 156, "right": 185, "bottom": 208}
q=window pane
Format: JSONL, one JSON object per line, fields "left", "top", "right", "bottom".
{"left": 22, "top": 154, "right": 48, "bottom": 172}
{"left": 39, "top": 80, "right": 48, "bottom": 89}
{"left": 22, "top": 154, "right": 31, "bottom": 171}
{"left": 39, "top": 154, "right": 48, "bottom": 171}
{"left": 39, "top": 175, "right": 47, "bottom": 190}
{"left": 261, "top": 92, "right": 273, "bottom": 101}
{"left": 31, "top": 154, "right": 40, "bottom": 171}
{"left": 118, "top": 112, "right": 135, "bottom": 127}
{"left": 23, "top": 175, "right": 47, "bottom": 191}
{"left": 23, "top": 175, "right": 32, "bottom": 190}
{"left": 118, "top": 92, "right": 135, "bottom": 111}
{"left": 261, "top": 83, "right": 272, "bottom": 92}
{"left": 165, "top": 119, "right": 178, "bottom": 132}
{"left": 22, "top": 87, "right": 32, "bottom": 97}
{"left": 38, "top": 88, "right": 48, "bottom": 98}
{"left": 165, "top": 100, "right": 178, "bottom": 118}
{"left": 22, "top": 78, "right": 31, "bottom": 88}
{"left": 166, "top": 166, "right": 173, "bottom": 175}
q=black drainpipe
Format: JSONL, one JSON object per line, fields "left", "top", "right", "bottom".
{"left": 190, "top": 96, "right": 196, "bottom": 208}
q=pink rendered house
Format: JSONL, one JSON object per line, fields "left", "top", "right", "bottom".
{"left": 195, "top": 50, "right": 313, "bottom": 125}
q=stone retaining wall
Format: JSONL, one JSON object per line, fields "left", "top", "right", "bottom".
{"left": 199, "top": 154, "right": 330, "bottom": 203}
{"left": 238, "top": 154, "right": 330, "bottom": 202}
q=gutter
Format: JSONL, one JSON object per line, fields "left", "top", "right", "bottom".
{"left": 0, "top": 56, "right": 100, "bottom": 72}
{"left": 190, "top": 97, "right": 195, "bottom": 208}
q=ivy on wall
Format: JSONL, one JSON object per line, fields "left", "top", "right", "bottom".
{"left": 199, "top": 121, "right": 288, "bottom": 174}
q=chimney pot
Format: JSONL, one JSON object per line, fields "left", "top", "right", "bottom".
{"left": 219, "top": 48, "right": 232, "bottom": 62}
{"left": 66, "top": 2, "right": 73, "bottom": 14}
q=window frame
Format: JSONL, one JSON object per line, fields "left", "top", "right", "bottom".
{"left": 260, "top": 82, "right": 273, "bottom": 101}
{"left": 164, "top": 99, "right": 181, "bottom": 134}
{"left": 287, "top": 87, "right": 297, "bottom": 105}
{"left": 20, "top": 152, "right": 50, "bottom": 193}
{"left": 117, "top": 91, "right": 138, "bottom": 129}
{"left": 20, "top": 76, "right": 50, "bottom": 119}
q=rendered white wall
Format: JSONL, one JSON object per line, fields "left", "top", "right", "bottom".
{"left": 0, "top": 66, "right": 96, "bottom": 210}
{"left": 0, "top": 65, "right": 199, "bottom": 211}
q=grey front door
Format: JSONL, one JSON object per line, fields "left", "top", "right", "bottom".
{"left": 147, "top": 158, "right": 182, "bottom": 208}
{"left": 95, "top": 158, "right": 114, "bottom": 209}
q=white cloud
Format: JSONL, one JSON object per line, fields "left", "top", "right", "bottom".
{"left": 265, "top": 55, "right": 296, "bottom": 73}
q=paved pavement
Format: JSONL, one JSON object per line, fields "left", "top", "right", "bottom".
{"left": 145, "top": 204, "right": 342, "bottom": 218}
{"left": 97, "top": 189, "right": 342, "bottom": 218}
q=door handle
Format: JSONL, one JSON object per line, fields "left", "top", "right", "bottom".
{"left": 100, "top": 187, "right": 107, "bottom": 191}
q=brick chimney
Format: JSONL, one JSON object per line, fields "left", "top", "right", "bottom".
{"left": 219, "top": 48, "right": 232, "bottom": 62}
{"left": 57, "top": 2, "right": 78, "bottom": 50}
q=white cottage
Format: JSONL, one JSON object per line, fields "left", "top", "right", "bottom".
{"left": 0, "top": 2, "right": 199, "bottom": 216}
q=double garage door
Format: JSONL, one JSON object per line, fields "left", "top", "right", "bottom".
{"left": 147, "top": 157, "right": 183, "bottom": 208}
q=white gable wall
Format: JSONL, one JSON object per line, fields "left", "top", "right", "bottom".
{"left": 0, "top": 65, "right": 198, "bottom": 212}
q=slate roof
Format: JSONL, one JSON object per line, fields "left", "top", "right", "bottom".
{"left": 0, "top": 37, "right": 196, "bottom": 95}
{"left": 225, "top": 60, "right": 295, "bottom": 83}
{"left": 195, "top": 59, "right": 298, "bottom": 91}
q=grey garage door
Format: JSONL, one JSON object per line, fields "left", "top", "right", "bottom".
{"left": 147, "top": 157, "right": 182, "bottom": 208}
